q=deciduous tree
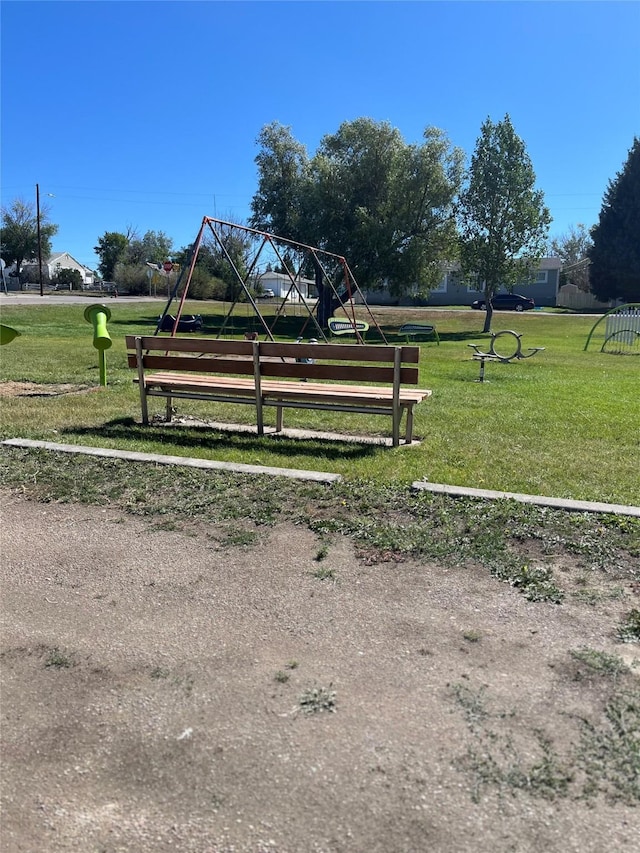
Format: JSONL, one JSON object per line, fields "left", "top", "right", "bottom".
{"left": 588, "top": 138, "right": 640, "bottom": 303}
{"left": 0, "top": 198, "right": 58, "bottom": 283}
{"left": 458, "top": 115, "right": 551, "bottom": 332}
{"left": 250, "top": 119, "right": 463, "bottom": 324}
{"left": 94, "top": 231, "right": 129, "bottom": 280}
{"left": 550, "top": 224, "right": 592, "bottom": 291}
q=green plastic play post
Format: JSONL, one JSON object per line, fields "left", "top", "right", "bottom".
{"left": 84, "top": 304, "right": 112, "bottom": 386}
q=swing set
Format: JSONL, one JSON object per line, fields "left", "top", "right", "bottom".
{"left": 155, "top": 216, "right": 387, "bottom": 344}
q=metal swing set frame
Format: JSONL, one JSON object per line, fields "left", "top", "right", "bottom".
{"left": 155, "top": 216, "right": 387, "bottom": 344}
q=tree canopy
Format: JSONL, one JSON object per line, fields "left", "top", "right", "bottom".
{"left": 0, "top": 199, "right": 58, "bottom": 279}
{"left": 458, "top": 115, "right": 550, "bottom": 331}
{"left": 94, "top": 231, "right": 129, "bottom": 280}
{"left": 588, "top": 137, "right": 640, "bottom": 303}
{"left": 250, "top": 119, "right": 463, "bottom": 296}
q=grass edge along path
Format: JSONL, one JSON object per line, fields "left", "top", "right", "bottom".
{"left": 3, "top": 438, "right": 639, "bottom": 517}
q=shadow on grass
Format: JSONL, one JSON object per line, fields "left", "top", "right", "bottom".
{"left": 62, "top": 417, "right": 379, "bottom": 462}
{"left": 111, "top": 315, "right": 489, "bottom": 346}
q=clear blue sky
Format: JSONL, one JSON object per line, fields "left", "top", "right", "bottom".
{"left": 2, "top": 0, "right": 638, "bottom": 271}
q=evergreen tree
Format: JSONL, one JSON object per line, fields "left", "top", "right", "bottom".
{"left": 588, "top": 138, "right": 640, "bottom": 303}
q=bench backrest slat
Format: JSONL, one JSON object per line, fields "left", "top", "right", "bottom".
{"left": 125, "top": 335, "right": 253, "bottom": 356}
{"left": 126, "top": 335, "right": 421, "bottom": 385}
{"left": 127, "top": 354, "right": 256, "bottom": 376}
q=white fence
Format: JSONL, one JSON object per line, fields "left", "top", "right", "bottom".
{"left": 556, "top": 284, "right": 612, "bottom": 311}
{"left": 604, "top": 305, "right": 640, "bottom": 351}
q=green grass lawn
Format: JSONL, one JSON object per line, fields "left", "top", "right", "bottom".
{"left": 0, "top": 301, "right": 638, "bottom": 505}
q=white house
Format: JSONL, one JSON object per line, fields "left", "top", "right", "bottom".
{"left": 7, "top": 252, "right": 95, "bottom": 286}
{"left": 257, "top": 271, "right": 316, "bottom": 302}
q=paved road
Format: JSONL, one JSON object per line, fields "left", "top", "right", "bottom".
{"left": 1, "top": 292, "right": 164, "bottom": 306}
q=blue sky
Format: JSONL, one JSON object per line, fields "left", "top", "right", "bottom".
{"left": 2, "top": 0, "right": 638, "bottom": 271}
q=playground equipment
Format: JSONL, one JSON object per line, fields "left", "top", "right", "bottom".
{"left": 584, "top": 303, "right": 640, "bottom": 354}
{"left": 0, "top": 324, "right": 21, "bottom": 346}
{"left": 155, "top": 216, "right": 386, "bottom": 344}
{"left": 84, "top": 304, "right": 112, "bottom": 386}
{"left": 468, "top": 330, "right": 545, "bottom": 382}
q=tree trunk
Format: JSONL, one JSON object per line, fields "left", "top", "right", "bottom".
{"left": 315, "top": 261, "right": 332, "bottom": 328}
{"left": 482, "top": 290, "right": 493, "bottom": 333}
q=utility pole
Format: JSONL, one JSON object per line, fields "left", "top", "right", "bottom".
{"left": 36, "top": 183, "right": 43, "bottom": 296}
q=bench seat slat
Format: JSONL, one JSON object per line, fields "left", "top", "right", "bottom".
{"left": 142, "top": 372, "right": 431, "bottom": 406}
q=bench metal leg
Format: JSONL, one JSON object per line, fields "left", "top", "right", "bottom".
{"left": 165, "top": 396, "right": 173, "bottom": 422}
{"left": 405, "top": 406, "right": 414, "bottom": 444}
{"left": 276, "top": 405, "right": 283, "bottom": 432}
{"left": 140, "top": 388, "right": 149, "bottom": 425}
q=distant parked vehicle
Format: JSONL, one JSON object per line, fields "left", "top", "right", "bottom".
{"left": 472, "top": 293, "right": 535, "bottom": 312}
{"left": 260, "top": 288, "right": 275, "bottom": 298}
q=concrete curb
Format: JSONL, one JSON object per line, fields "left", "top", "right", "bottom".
{"left": 1, "top": 439, "right": 342, "bottom": 485}
{"left": 411, "top": 481, "right": 640, "bottom": 518}
{"left": 3, "top": 439, "right": 638, "bottom": 516}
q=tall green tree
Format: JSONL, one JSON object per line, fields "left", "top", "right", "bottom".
{"left": 588, "top": 137, "right": 640, "bottom": 303}
{"left": 250, "top": 119, "right": 463, "bottom": 324}
{"left": 458, "top": 115, "right": 551, "bottom": 332}
{"left": 94, "top": 231, "right": 129, "bottom": 280}
{"left": 250, "top": 122, "right": 309, "bottom": 244}
{"left": 0, "top": 198, "right": 58, "bottom": 282}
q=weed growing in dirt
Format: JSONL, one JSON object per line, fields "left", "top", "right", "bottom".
{"left": 575, "top": 689, "right": 640, "bottom": 804}
{"left": 218, "top": 527, "right": 259, "bottom": 548}
{"left": 462, "top": 630, "right": 482, "bottom": 643}
{"left": 299, "top": 685, "right": 337, "bottom": 714}
{"left": 489, "top": 561, "right": 565, "bottom": 603}
{"left": 452, "top": 681, "right": 640, "bottom": 805}
{"left": 274, "top": 671, "right": 290, "bottom": 684}
{"left": 312, "top": 566, "right": 336, "bottom": 581}
{"left": 44, "top": 647, "right": 73, "bottom": 669}
{"left": 314, "top": 544, "right": 329, "bottom": 561}
{"left": 570, "top": 648, "right": 630, "bottom": 680}
{"left": 616, "top": 609, "right": 640, "bottom": 644}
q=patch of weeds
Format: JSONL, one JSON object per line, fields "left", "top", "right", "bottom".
{"left": 617, "top": 609, "right": 640, "bottom": 644}
{"left": 458, "top": 728, "right": 572, "bottom": 804}
{"left": 150, "top": 666, "right": 170, "bottom": 679}
{"left": 570, "top": 647, "right": 629, "bottom": 681}
{"left": 571, "top": 586, "right": 626, "bottom": 606}
{"left": 274, "top": 670, "right": 290, "bottom": 684}
{"left": 285, "top": 660, "right": 299, "bottom": 670}
{"left": 299, "top": 684, "right": 337, "bottom": 715}
{"left": 451, "top": 683, "right": 490, "bottom": 728}
{"left": 44, "top": 647, "right": 73, "bottom": 669}
{"left": 150, "top": 519, "right": 181, "bottom": 532}
{"left": 218, "top": 527, "right": 259, "bottom": 548}
{"left": 452, "top": 684, "right": 573, "bottom": 803}
{"left": 490, "top": 561, "right": 564, "bottom": 603}
{"left": 575, "top": 689, "right": 640, "bottom": 804}
{"left": 462, "top": 630, "right": 482, "bottom": 643}
{"left": 313, "top": 566, "right": 336, "bottom": 581}
{"left": 314, "top": 543, "right": 329, "bottom": 562}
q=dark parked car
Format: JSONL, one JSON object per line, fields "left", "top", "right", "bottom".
{"left": 471, "top": 293, "right": 535, "bottom": 312}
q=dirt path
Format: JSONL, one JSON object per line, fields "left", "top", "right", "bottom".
{"left": 1, "top": 493, "right": 638, "bottom": 852}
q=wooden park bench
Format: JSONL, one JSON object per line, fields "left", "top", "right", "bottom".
{"left": 126, "top": 335, "right": 432, "bottom": 446}
{"left": 398, "top": 323, "right": 440, "bottom": 345}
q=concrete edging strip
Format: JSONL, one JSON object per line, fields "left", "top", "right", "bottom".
{"left": 411, "top": 481, "right": 640, "bottom": 518}
{"left": 1, "top": 439, "right": 342, "bottom": 484}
